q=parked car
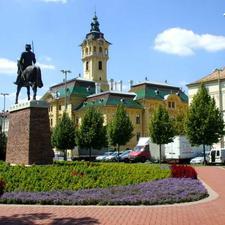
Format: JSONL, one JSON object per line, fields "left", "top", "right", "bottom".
{"left": 190, "top": 152, "right": 210, "bottom": 164}
{"left": 209, "top": 148, "right": 225, "bottom": 164}
{"left": 104, "top": 152, "right": 122, "bottom": 161}
{"left": 118, "top": 150, "right": 133, "bottom": 162}
{"left": 129, "top": 138, "right": 151, "bottom": 163}
{"left": 95, "top": 152, "right": 113, "bottom": 161}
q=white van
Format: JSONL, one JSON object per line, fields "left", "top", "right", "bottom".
{"left": 209, "top": 148, "right": 225, "bottom": 164}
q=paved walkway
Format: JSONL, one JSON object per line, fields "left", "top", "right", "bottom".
{"left": 0, "top": 166, "right": 225, "bottom": 225}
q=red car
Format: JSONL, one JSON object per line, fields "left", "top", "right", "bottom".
{"left": 128, "top": 144, "right": 151, "bottom": 163}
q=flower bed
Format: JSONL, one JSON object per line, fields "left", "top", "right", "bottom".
{"left": 171, "top": 164, "right": 197, "bottom": 179}
{"left": 0, "top": 161, "right": 170, "bottom": 192}
{"left": 0, "top": 178, "right": 208, "bottom": 205}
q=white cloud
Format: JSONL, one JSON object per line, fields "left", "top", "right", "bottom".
{"left": 0, "top": 58, "right": 17, "bottom": 74}
{"left": 36, "top": 62, "right": 55, "bottom": 70}
{"left": 0, "top": 58, "right": 55, "bottom": 75}
{"left": 154, "top": 27, "right": 225, "bottom": 56}
{"left": 40, "top": 0, "right": 68, "bottom": 3}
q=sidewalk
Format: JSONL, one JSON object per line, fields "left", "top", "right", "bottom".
{"left": 0, "top": 166, "right": 225, "bottom": 225}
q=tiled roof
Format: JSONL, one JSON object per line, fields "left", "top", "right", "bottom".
{"left": 76, "top": 92, "right": 143, "bottom": 110}
{"left": 130, "top": 82, "right": 188, "bottom": 102}
{"left": 48, "top": 78, "right": 96, "bottom": 99}
{"left": 187, "top": 68, "right": 225, "bottom": 86}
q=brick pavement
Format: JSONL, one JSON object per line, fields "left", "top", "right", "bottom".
{"left": 0, "top": 166, "right": 224, "bottom": 225}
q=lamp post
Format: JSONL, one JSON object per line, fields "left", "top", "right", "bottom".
{"left": 0, "top": 93, "right": 9, "bottom": 133}
{"left": 215, "top": 68, "right": 224, "bottom": 148}
{"left": 60, "top": 70, "right": 71, "bottom": 111}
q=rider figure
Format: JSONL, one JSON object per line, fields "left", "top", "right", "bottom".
{"left": 14, "top": 44, "right": 36, "bottom": 85}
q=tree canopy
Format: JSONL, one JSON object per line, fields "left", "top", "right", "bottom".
{"left": 76, "top": 107, "right": 107, "bottom": 159}
{"left": 107, "top": 104, "right": 133, "bottom": 151}
{"left": 51, "top": 112, "right": 75, "bottom": 160}
{"left": 185, "top": 84, "right": 225, "bottom": 163}
{"left": 149, "top": 104, "right": 175, "bottom": 163}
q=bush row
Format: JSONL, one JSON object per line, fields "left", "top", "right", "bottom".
{"left": 0, "top": 161, "right": 170, "bottom": 192}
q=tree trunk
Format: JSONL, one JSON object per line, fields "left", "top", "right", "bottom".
{"left": 64, "top": 149, "right": 67, "bottom": 161}
{"left": 89, "top": 147, "right": 92, "bottom": 161}
{"left": 159, "top": 144, "right": 162, "bottom": 164}
{"left": 203, "top": 144, "right": 206, "bottom": 165}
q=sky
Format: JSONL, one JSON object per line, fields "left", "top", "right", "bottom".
{"left": 0, "top": 0, "right": 225, "bottom": 110}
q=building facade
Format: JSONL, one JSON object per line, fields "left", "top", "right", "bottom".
{"left": 42, "top": 14, "right": 188, "bottom": 156}
{"left": 187, "top": 68, "right": 225, "bottom": 148}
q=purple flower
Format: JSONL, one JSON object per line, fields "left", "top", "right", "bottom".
{"left": 0, "top": 178, "right": 208, "bottom": 205}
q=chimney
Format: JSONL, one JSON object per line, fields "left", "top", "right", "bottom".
{"left": 119, "top": 80, "right": 122, "bottom": 92}
{"left": 129, "top": 80, "right": 134, "bottom": 89}
{"left": 110, "top": 78, "right": 114, "bottom": 91}
{"left": 95, "top": 83, "right": 100, "bottom": 94}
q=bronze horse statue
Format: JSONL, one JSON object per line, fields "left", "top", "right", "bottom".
{"left": 15, "top": 61, "right": 43, "bottom": 104}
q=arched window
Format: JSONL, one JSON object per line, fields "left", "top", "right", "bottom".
{"left": 98, "top": 61, "right": 102, "bottom": 70}
{"left": 93, "top": 46, "right": 96, "bottom": 53}
{"left": 86, "top": 61, "right": 89, "bottom": 71}
{"left": 85, "top": 48, "right": 88, "bottom": 54}
{"left": 99, "top": 47, "right": 103, "bottom": 53}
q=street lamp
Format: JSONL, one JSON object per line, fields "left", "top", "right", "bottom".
{"left": 60, "top": 70, "right": 71, "bottom": 111}
{"left": 215, "top": 68, "right": 224, "bottom": 148}
{"left": 0, "top": 93, "right": 9, "bottom": 133}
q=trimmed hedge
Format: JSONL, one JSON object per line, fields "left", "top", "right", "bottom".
{"left": 171, "top": 164, "right": 197, "bottom": 179}
{"left": 0, "top": 161, "right": 170, "bottom": 192}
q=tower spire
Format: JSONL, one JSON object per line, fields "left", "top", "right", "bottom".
{"left": 90, "top": 12, "right": 100, "bottom": 32}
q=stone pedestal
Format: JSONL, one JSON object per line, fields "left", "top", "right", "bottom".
{"left": 6, "top": 100, "right": 53, "bottom": 165}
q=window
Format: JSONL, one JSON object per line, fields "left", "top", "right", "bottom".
{"left": 50, "top": 118, "right": 53, "bottom": 126}
{"left": 99, "top": 47, "right": 103, "bottom": 53}
{"left": 93, "top": 46, "right": 96, "bottom": 53}
{"left": 168, "top": 101, "right": 175, "bottom": 109}
{"left": 136, "top": 114, "right": 140, "bottom": 124}
{"left": 85, "top": 47, "right": 88, "bottom": 54}
{"left": 58, "top": 105, "right": 61, "bottom": 111}
{"left": 105, "top": 49, "right": 108, "bottom": 55}
{"left": 98, "top": 61, "right": 102, "bottom": 70}
{"left": 49, "top": 105, "right": 53, "bottom": 112}
{"left": 217, "top": 151, "right": 220, "bottom": 156}
{"left": 86, "top": 61, "right": 89, "bottom": 71}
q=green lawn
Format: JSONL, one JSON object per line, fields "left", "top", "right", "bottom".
{"left": 0, "top": 161, "right": 170, "bottom": 192}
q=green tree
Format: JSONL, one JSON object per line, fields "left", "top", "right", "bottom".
{"left": 76, "top": 107, "right": 107, "bottom": 160}
{"left": 149, "top": 105, "right": 175, "bottom": 163}
{"left": 185, "top": 84, "right": 225, "bottom": 164}
{"left": 51, "top": 112, "right": 75, "bottom": 161}
{"left": 107, "top": 104, "right": 133, "bottom": 152}
{"left": 173, "top": 111, "right": 187, "bottom": 135}
{"left": 0, "top": 131, "right": 7, "bottom": 161}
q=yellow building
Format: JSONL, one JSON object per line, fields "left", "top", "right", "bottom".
{"left": 42, "top": 14, "right": 188, "bottom": 157}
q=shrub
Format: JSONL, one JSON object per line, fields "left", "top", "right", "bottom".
{"left": 0, "top": 161, "right": 170, "bottom": 192}
{"left": 0, "top": 178, "right": 5, "bottom": 195}
{"left": 170, "top": 164, "right": 197, "bottom": 179}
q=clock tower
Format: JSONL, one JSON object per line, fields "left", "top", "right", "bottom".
{"left": 81, "top": 13, "right": 110, "bottom": 91}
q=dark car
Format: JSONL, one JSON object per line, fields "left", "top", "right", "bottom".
{"left": 118, "top": 150, "right": 133, "bottom": 162}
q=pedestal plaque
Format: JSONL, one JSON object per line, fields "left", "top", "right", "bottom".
{"left": 6, "top": 100, "right": 53, "bottom": 165}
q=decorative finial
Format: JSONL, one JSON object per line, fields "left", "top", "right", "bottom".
{"left": 90, "top": 12, "right": 100, "bottom": 32}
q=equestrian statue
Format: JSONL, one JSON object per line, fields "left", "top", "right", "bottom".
{"left": 14, "top": 44, "right": 43, "bottom": 104}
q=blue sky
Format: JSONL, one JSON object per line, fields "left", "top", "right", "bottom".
{"left": 0, "top": 0, "right": 225, "bottom": 109}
